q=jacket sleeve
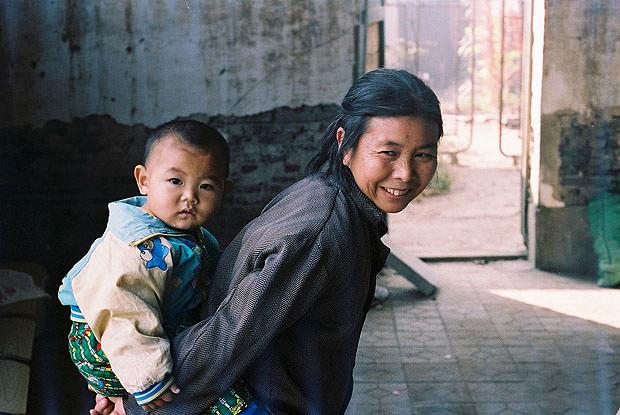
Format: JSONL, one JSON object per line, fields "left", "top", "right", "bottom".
{"left": 72, "top": 234, "right": 175, "bottom": 405}
{"left": 123, "top": 233, "right": 332, "bottom": 414}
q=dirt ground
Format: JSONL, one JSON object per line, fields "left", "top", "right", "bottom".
{"left": 385, "top": 120, "right": 527, "bottom": 259}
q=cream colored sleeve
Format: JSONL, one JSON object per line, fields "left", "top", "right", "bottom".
{"left": 72, "top": 233, "right": 174, "bottom": 395}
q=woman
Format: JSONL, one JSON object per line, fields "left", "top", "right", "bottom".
{"left": 95, "top": 68, "right": 443, "bottom": 415}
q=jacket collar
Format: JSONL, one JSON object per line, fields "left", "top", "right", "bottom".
{"left": 330, "top": 168, "right": 388, "bottom": 237}
{"left": 108, "top": 196, "right": 202, "bottom": 245}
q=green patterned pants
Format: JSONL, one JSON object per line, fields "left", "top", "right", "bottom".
{"left": 68, "top": 321, "right": 256, "bottom": 413}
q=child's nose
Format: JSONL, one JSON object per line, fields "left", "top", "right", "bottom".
{"left": 182, "top": 189, "right": 199, "bottom": 204}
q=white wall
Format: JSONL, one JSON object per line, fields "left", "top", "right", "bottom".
{"left": 1, "top": 0, "right": 360, "bottom": 128}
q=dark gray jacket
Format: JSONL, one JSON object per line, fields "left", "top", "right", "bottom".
{"left": 125, "top": 171, "right": 390, "bottom": 414}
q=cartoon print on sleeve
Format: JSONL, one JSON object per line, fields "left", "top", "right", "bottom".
{"left": 137, "top": 238, "right": 170, "bottom": 271}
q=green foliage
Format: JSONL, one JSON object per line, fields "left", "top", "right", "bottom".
{"left": 423, "top": 164, "right": 452, "bottom": 196}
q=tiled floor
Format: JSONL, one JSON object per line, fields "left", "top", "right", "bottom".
{"left": 346, "top": 260, "right": 620, "bottom": 415}
{"left": 30, "top": 259, "right": 620, "bottom": 414}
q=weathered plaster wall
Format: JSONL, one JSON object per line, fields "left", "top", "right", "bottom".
{"left": 541, "top": 2, "right": 620, "bottom": 115}
{"left": 530, "top": 0, "right": 620, "bottom": 275}
{"left": 0, "top": 1, "right": 357, "bottom": 284}
{"left": 1, "top": 1, "right": 357, "bottom": 127}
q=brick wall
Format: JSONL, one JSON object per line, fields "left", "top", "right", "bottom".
{"left": 0, "top": 104, "right": 339, "bottom": 289}
{"left": 557, "top": 109, "right": 620, "bottom": 205}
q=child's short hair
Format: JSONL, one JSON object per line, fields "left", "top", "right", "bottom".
{"left": 144, "top": 120, "right": 230, "bottom": 177}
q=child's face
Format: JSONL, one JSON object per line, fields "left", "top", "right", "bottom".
{"left": 134, "top": 135, "right": 228, "bottom": 231}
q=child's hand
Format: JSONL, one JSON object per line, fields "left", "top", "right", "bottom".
{"left": 141, "top": 383, "right": 181, "bottom": 411}
{"left": 90, "top": 394, "right": 125, "bottom": 415}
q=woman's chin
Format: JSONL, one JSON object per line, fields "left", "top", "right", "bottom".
{"left": 376, "top": 200, "right": 410, "bottom": 214}
{"left": 375, "top": 191, "right": 418, "bottom": 213}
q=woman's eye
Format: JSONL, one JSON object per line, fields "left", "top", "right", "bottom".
{"left": 380, "top": 150, "right": 397, "bottom": 156}
{"left": 416, "top": 152, "right": 436, "bottom": 159}
{"left": 169, "top": 178, "right": 182, "bottom": 185}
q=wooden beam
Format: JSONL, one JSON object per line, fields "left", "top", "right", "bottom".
{"left": 385, "top": 252, "right": 437, "bottom": 297}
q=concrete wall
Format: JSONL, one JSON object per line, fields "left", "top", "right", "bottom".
{"left": 528, "top": 0, "right": 620, "bottom": 275}
{"left": 0, "top": 1, "right": 358, "bottom": 285}
{"left": 1, "top": 0, "right": 357, "bottom": 127}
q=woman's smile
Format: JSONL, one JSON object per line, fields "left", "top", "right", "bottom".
{"left": 381, "top": 186, "right": 412, "bottom": 197}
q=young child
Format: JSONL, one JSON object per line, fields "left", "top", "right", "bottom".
{"left": 58, "top": 120, "right": 255, "bottom": 413}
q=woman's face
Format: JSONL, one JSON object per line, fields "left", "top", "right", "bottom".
{"left": 339, "top": 116, "right": 439, "bottom": 213}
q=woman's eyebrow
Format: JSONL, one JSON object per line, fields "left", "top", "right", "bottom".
{"left": 378, "top": 140, "right": 438, "bottom": 148}
{"left": 378, "top": 140, "right": 402, "bottom": 147}
{"left": 419, "top": 142, "right": 438, "bottom": 149}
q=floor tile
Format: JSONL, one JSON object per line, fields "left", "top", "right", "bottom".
{"left": 407, "top": 381, "right": 470, "bottom": 403}
{"left": 346, "top": 382, "right": 412, "bottom": 415}
{"left": 410, "top": 403, "right": 477, "bottom": 414}
{"left": 349, "top": 260, "right": 620, "bottom": 413}
{"left": 458, "top": 360, "right": 524, "bottom": 382}
{"left": 403, "top": 362, "right": 462, "bottom": 382}
{"left": 451, "top": 345, "right": 514, "bottom": 364}
{"left": 399, "top": 345, "right": 456, "bottom": 363}
{"left": 359, "top": 328, "right": 400, "bottom": 347}
{"left": 475, "top": 402, "right": 546, "bottom": 415}
{"left": 354, "top": 362, "right": 407, "bottom": 383}
{"left": 355, "top": 347, "right": 403, "bottom": 364}
{"left": 397, "top": 329, "right": 451, "bottom": 347}
{"left": 466, "top": 381, "right": 533, "bottom": 403}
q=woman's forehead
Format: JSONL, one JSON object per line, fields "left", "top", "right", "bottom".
{"left": 361, "top": 116, "right": 439, "bottom": 145}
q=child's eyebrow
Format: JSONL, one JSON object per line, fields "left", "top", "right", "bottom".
{"left": 166, "top": 167, "right": 223, "bottom": 182}
{"left": 203, "top": 174, "right": 224, "bottom": 182}
{"left": 165, "top": 167, "right": 186, "bottom": 174}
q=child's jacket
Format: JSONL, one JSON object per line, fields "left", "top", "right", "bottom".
{"left": 58, "top": 196, "right": 219, "bottom": 404}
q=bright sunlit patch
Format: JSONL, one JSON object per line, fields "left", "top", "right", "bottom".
{"left": 490, "top": 289, "right": 620, "bottom": 329}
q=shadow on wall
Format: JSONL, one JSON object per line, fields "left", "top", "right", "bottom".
{"left": 0, "top": 104, "right": 339, "bottom": 291}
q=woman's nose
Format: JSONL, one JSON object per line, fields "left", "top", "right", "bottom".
{"left": 393, "top": 158, "right": 415, "bottom": 182}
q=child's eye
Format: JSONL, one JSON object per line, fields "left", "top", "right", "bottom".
{"left": 169, "top": 178, "right": 182, "bottom": 185}
{"left": 200, "top": 183, "right": 214, "bottom": 191}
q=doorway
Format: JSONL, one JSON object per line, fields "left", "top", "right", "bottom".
{"left": 378, "top": 0, "right": 528, "bottom": 260}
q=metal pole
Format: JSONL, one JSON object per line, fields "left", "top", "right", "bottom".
{"left": 415, "top": 0, "right": 420, "bottom": 75}
{"left": 445, "top": 0, "right": 476, "bottom": 162}
{"left": 498, "top": 0, "right": 515, "bottom": 161}
{"left": 520, "top": 0, "right": 532, "bottom": 248}
{"left": 470, "top": 0, "right": 476, "bottom": 151}
{"left": 356, "top": 0, "right": 369, "bottom": 79}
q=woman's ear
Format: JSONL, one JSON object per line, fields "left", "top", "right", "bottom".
{"left": 134, "top": 165, "right": 149, "bottom": 195}
{"left": 336, "top": 127, "right": 345, "bottom": 149}
{"left": 336, "top": 127, "right": 351, "bottom": 166}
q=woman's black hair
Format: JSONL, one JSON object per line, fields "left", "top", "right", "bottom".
{"left": 306, "top": 68, "right": 443, "bottom": 178}
{"left": 144, "top": 119, "right": 230, "bottom": 177}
